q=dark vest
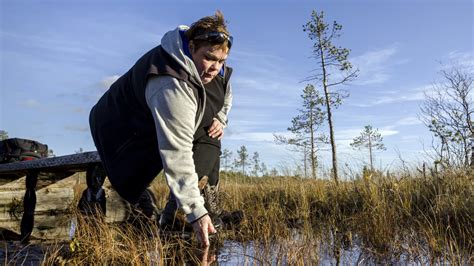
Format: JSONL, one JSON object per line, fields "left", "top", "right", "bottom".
{"left": 194, "top": 68, "right": 232, "bottom": 148}
{"left": 92, "top": 45, "right": 204, "bottom": 144}
{"left": 89, "top": 45, "right": 231, "bottom": 203}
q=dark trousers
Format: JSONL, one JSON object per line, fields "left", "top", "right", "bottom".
{"left": 193, "top": 141, "right": 220, "bottom": 186}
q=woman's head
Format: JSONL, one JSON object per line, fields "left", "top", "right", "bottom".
{"left": 185, "top": 11, "right": 232, "bottom": 54}
{"left": 186, "top": 11, "right": 232, "bottom": 84}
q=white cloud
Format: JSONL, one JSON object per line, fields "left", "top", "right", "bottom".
{"left": 336, "top": 128, "right": 364, "bottom": 141}
{"left": 378, "top": 128, "right": 399, "bottom": 137}
{"left": 225, "top": 49, "right": 304, "bottom": 136}
{"left": 399, "top": 135, "right": 423, "bottom": 143}
{"left": 1, "top": 31, "right": 119, "bottom": 58}
{"left": 351, "top": 85, "right": 429, "bottom": 107}
{"left": 64, "top": 125, "right": 89, "bottom": 132}
{"left": 230, "top": 49, "right": 285, "bottom": 64}
{"left": 369, "top": 92, "right": 424, "bottom": 105}
{"left": 230, "top": 48, "right": 301, "bottom": 96}
{"left": 226, "top": 131, "right": 289, "bottom": 142}
{"left": 394, "top": 116, "right": 422, "bottom": 126}
{"left": 351, "top": 44, "right": 408, "bottom": 85}
{"left": 339, "top": 126, "right": 397, "bottom": 136}
{"left": 20, "top": 99, "right": 41, "bottom": 108}
{"left": 442, "top": 51, "right": 474, "bottom": 73}
{"left": 72, "top": 107, "right": 86, "bottom": 114}
{"left": 17, "top": 98, "right": 53, "bottom": 112}
{"left": 100, "top": 75, "right": 120, "bottom": 90}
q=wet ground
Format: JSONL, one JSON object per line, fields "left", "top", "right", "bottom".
{"left": 0, "top": 221, "right": 469, "bottom": 265}
{"left": 0, "top": 238, "right": 442, "bottom": 265}
{"left": 0, "top": 241, "right": 50, "bottom": 265}
{"left": 0, "top": 239, "right": 342, "bottom": 265}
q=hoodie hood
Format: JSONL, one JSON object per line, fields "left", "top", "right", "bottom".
{"left": 161, "top": 26, "right": 203, "bottom": 86}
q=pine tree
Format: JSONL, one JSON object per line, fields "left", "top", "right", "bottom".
{"left": 303, "top": 10, "right": 358, "bottom": 183}
{"left": 269, "top": 168, "right": 278, "bottom": 177}
{"left": 350, "top": 125, "right": 386, "bottom": 170}
{"left": 251, "top": 152, "right": 261, "bottom": 177}
{"left": 0, "top": 130, "right": 8, "bottom": 140}
{"left": 220, "top": 149, "right": 233, "bottom": 171}
{"left": 236, "top": 146, "right": 249, "bottom": 175}
{"left": 274, "top": 84, "right": 327, "bottom": 178}
{"left": 260, "top": 162, "right": 268, "bottom": 176}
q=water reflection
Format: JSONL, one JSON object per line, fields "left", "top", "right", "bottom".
{"left": 0, "top": 233, "right": 470, "bottom": 265}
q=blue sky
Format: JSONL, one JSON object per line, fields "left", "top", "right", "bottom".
{"left": 1, "top": 0, "right": 473, "bottom": 175}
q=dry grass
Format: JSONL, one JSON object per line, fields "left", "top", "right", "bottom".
{"left": 217, "top": 169, "right": 473, "bottom": 264}
{"left": 5, "top": 169, "right": 471, "bottom": 264}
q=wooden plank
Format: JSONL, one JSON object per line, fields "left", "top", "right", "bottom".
{"left": 0, "top": 151, "right": 101, "bottom": 176}
{"left": 0, "top": 173, "right": 130, "bottom": 240}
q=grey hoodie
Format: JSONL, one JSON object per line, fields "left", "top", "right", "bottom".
{"left": 145, "top": 26, "right": 232, "bottom": 222}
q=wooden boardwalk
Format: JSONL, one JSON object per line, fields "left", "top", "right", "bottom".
{"left": 0, "top": 173, "right": 129, "bottom": 241}
{"left": 0, "top": 152, "right": 123, "bottom": 242}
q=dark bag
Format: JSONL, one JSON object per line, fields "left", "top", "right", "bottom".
{"left": 0, "top": 138, "right": 48, "bottom": 163}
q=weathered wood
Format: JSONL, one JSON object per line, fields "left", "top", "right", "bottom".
{"left": 0, "top": 152, "right": 154, "bottom": 241}
{"left": 0, "top": 173, "right": 129, "bottom": 240}
{"left": 0, "top": 152, "right": 105, "bottom": 242}
{"left": 0, "top": 175, "right": 77, "bottom": 213}
{"left": 0, "top": 151, "right": 101, "bottom": 176}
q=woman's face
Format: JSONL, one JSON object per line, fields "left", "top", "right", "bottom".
{"left": 190, "top": 44, "right": 228, "bottom": 84}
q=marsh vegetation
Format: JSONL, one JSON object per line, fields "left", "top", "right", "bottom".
{"left": 2, "top": 168, "right": 471, "bottom": 265}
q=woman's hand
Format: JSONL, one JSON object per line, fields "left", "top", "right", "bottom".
{"left": 192, "top": 214, "right": 217, "bottom": 247}
{"left": 208, "top": 118, "right": 224, "bottom": 140}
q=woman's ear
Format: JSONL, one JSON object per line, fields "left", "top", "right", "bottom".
{"left": 188, "top": 41, "right": 195, "bottom": 53}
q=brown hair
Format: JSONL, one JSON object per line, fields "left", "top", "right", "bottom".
{"left": 185, "top": 10, "right": 231, "bottom": 52}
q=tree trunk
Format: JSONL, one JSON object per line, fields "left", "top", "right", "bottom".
{"left": 326, "top": 98, "right": 338, "bottom": 183}
{"left": 463, "top": 137, "right": 470, "bottom": 168}
{"left": 319, "top": 45, "right": 339, "bottom": 184}
{"left": 369, "top": 135, "right": 373, "bottom": 170}
{"left": 303, "top": 146, "right": 308, "bottom": 178}
{"left": 310, "top": 108, "right": 316, "bottom": 178}
{"left": 470, "top": 134, "right": 474, "bottom": 169}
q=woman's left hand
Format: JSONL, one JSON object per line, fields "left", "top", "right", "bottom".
{"left": 208, "top": 118, "right": 224, "bottom": 140}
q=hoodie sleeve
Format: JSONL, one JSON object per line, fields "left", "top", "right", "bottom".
{"left": 145, "top": 76, "right": 207, "bottom": 223}
{"left": 215, "top": 82, "right": 233, "bottom": 128}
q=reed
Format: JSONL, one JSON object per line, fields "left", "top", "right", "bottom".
{"left": 13, "top": 168, "right": 471, "bottom": 264}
